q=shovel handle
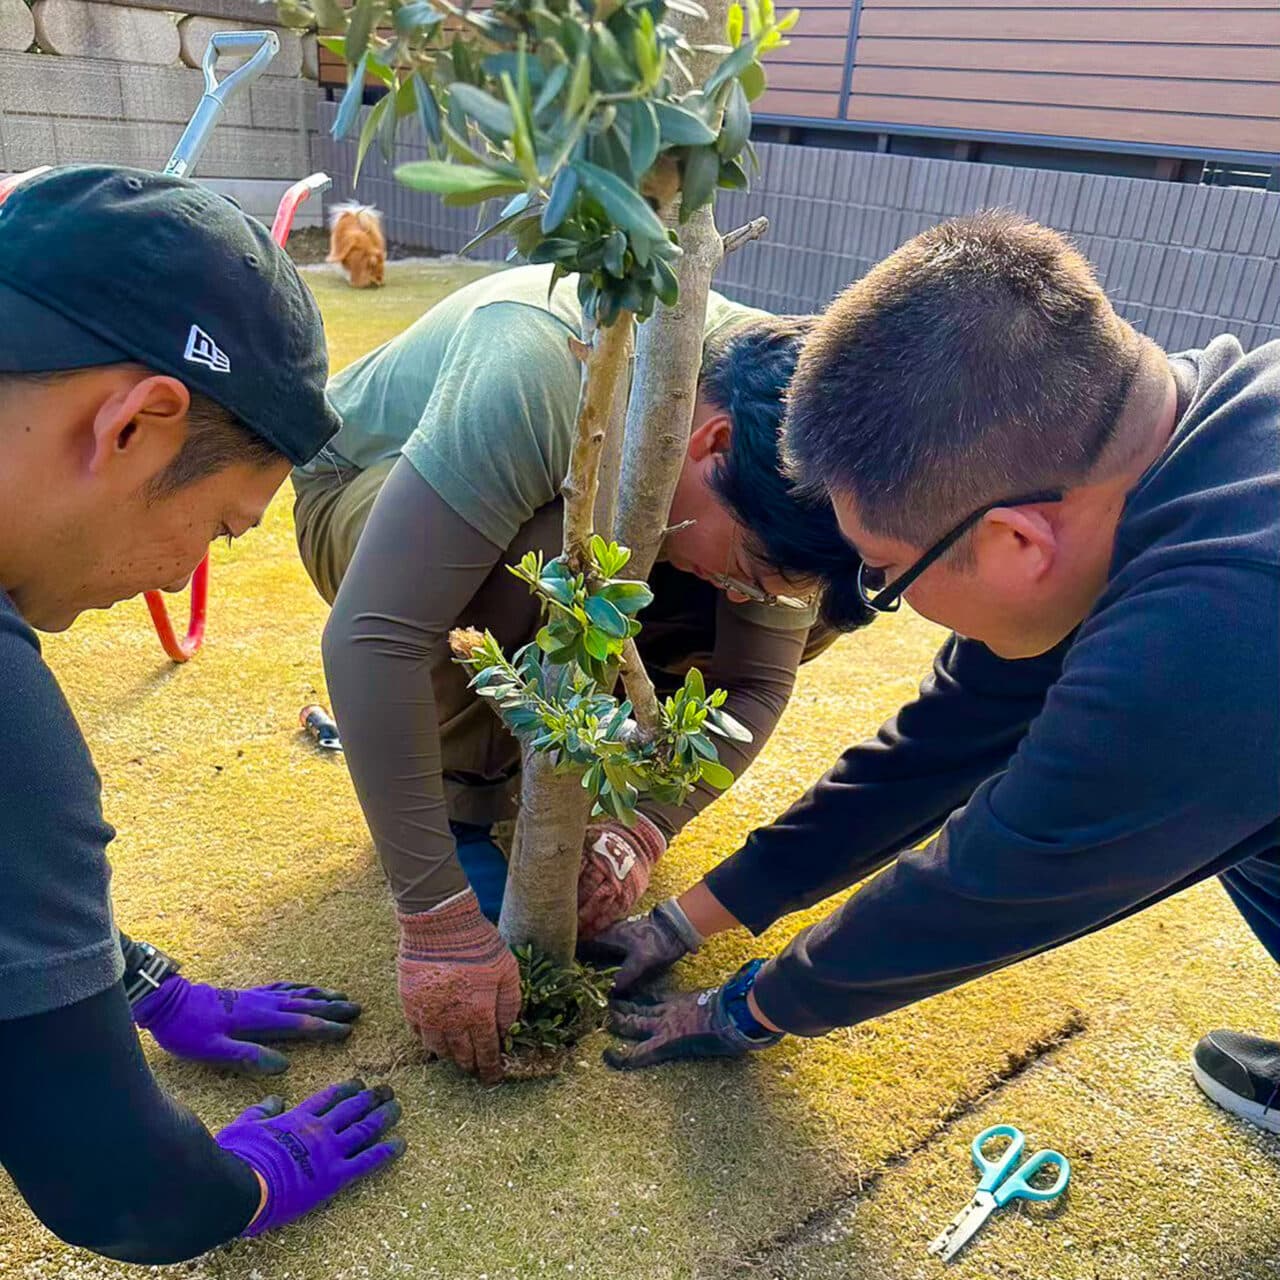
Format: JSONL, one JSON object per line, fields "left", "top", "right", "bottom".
{"left": 165, "top": 29, "right": 280, "bottom": 178}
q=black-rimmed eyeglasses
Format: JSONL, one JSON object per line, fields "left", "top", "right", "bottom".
{"left": 857, "top": 489, "right": 1065, "bottom": 614}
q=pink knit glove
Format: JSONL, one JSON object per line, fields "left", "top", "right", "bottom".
{"left": 577, "top": 813, "right": 667, "bottom": 940}
{"left": 397, "top": 891, "right": 521, "bottom": 1084}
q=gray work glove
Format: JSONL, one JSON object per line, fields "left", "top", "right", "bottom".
{"left": 578, "top": 897, "right": 703, "bottom": 994}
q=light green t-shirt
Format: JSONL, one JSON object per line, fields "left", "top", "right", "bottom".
{"left": 297, "top": 264, "right": 767, "bottom": 549}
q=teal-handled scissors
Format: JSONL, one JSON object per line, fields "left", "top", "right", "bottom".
{"left": 927, "top": 1124, "right": 1071, "bottom": 1262}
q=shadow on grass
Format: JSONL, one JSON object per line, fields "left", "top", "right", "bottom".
{"left": 135, "top": 844, "right": 845, "bottom": 1278}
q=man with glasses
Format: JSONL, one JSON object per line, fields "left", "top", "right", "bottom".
{"left": 293, "top": 264, "right": 869, "bottom": 1082}
{"left": 590, "top": 212, "right": 1279, "bottom": 1105}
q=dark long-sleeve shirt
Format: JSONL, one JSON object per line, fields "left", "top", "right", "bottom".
{"left": 0, "top": 592, "right": 258, "bottom": 1260}
{"left": 0, "top": 984, "right": 260, "bottom": 1263}
{"left": 709, "top": 337, "right": 1280, "bottom": 1036}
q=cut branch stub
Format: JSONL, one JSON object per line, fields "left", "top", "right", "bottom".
{"left": 723, "top": 215, "right": 769, "bottom": 256}
{"left": 620, "top": 636, "right": 662, "bottom": 739}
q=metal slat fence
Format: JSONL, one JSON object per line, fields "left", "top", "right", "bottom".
{"left": 315, "top": 100, "right": 1280, "bottom": 350}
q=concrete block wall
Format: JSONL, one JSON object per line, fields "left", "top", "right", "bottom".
{"left": 318, "top": 99, "right": 1280, "bottom": 352}
{"left": 0, "top": 1, "right": 321, "bottom": 222}
{"left": 0, "top": 0, "right": 34, "bottom": 51}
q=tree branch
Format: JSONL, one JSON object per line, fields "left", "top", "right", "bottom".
{"left": 723, "top": 216, "right": 769, "bottom": 256}
{"left": 561, "top": 313, "right": 635, "bottom": 573}
{"left": 593, "top": 322, "right": 635, "bottom": 538}
{"left": 619, "top": 637, "right": 661, "bottom": 737}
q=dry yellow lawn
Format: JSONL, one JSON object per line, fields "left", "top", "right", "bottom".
{"left": 2, "top": 261, "right": 1276, "bottom": 1280}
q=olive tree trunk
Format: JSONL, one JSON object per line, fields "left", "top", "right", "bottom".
{"left": 498, "top": 314, "right": 634, "bottom": 964}
{"left": 498, "top": 0, "right": 734, "bottom": 964}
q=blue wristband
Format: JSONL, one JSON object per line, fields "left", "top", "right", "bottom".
{"left": 721, "top": 959, "right": 783, "bottom": 1044}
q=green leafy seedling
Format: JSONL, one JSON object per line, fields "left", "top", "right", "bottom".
{"left": 501, "top": 944, "right": 616, "bottom": 1079}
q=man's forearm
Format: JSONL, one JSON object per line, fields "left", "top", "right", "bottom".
{"left": 703, "top": 634, "right": 1067, "bottom": 935}
{"left": 676, "top": 879, "right": 743, "bottom": 937}
{"left": 322, "top": 461, "right": 502, "bottom": 915}
{"left": 750, "top": 570, "right": 1280, "bottom": 1036}
{"left": 641, "top": 613, "right": 804, "bottom": 841}
{"left": 0, "top": 983, "right": 260, "bottom": 1263}
{"left": 751, "top": 787, "right": 1280, "bottom": 1037}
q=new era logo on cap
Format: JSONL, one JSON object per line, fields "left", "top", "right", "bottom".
{"left": 184, "top": 323, "right": 230, "bottom": 374}
{"left": 0, "top": 167, "right": 339, "bottom": 462}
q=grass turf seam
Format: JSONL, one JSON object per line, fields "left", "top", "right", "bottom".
{"left": 730, "top": 1007, "right": 1089, "bottom": 1277}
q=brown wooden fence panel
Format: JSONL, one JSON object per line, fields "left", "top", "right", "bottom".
{"left": 758, "top": 88, "right": 843, "bottom": 117}
{"left": 850, "top": 69, "right": 1280, "bottom": 121}
{"left": 857, "top": 6, "right": 1280, "bottom": 43}
{"left": 869, "top": 0, "right": 1272, "bottom": 7}
{"left": 845, "top": 96, "right": 1280, "bottom": 155}
{"left": 316, "top": 99, "right": 1280, "bottom": 356}
{"left": 843, "top": 1, "right": 1280, "bottom": 157}
{"left": 777, "top": 4, "right": 854, "bottom": 37}
{"left": 853, "top": 38, "right": 1280, "bottom": 83}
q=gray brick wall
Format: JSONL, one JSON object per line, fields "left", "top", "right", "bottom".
{"left": 0, "top": 0, "right": 317, "bottom": 189}
{"left": 317, "top": 101, "right": 1280, "bottom": 351}
{"left": 0, "top": 51, "right": 316, "bottom": 179}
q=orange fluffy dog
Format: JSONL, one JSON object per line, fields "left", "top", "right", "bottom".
{"left": 327, "top": 203, "right": 386, "bottom": 288}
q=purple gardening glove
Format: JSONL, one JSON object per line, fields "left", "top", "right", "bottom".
{"left": 216, "top": 1078, "right": 405, "bottom": 1237}
{"left": 133, "top": 975, "right": 361, "bottom": 1075}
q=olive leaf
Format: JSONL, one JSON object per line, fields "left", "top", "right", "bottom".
{"left": 345, "top": 0, "right": 379, "bottom": 62}
{"left": 739, "top": 58, "right": 767, "bottom": 101}
{"left": 718, "top": 79, "right": 751, "bottom": 157}
{"left": 449, "top": 82, "right": 515, "bottom": 141}
{"left": 396, "top": 160, "right": 524, "bottom": 202}
{"left": 679, "top": 143, "right": 720, "bottom": 219}
{"left": 354, "top": 92, "right": 392, "bottom": 180}
{"left": 704, "top": 37, "right": 759, "bottom": 96}
{"left": 653, "top": 101, "right": 718, "bottom": 148}
{"left": 541, "top": 165, "right": 580, "bottom": 232}
{"left": 311, "top": 0, "right": 347, "bottom": 30}
{"left": 571, "top": 160, "right": 668, "bottom": 245}
{"left": 628, "top": 100, "right": 660, "bottom": 178}
{"left": 330, "top": 53, "right": 369, "bottom": 139}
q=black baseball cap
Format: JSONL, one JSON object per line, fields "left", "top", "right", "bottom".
{"left": 0, "top": 165, "right": 339, "bottom": 465}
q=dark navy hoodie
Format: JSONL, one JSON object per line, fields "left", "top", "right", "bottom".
{"left": 706, "top": 337, "right": 1280, "bottom": 1035}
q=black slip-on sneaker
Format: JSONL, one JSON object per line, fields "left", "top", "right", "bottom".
{"left": 1192, "top": 1030, "right": 1280, "bottom": 1134}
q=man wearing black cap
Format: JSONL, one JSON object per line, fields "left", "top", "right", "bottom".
{"left": 0, "top": 166, "right": 404, "bottom": 1263}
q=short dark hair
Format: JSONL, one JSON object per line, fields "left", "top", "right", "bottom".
{"left": 784, "top": 210, "right": 1137, "bottom": 547}
{"left": 146, "top": 391, "right": 282, "bottom": 498}
{"left": 700, "top": 316, "right": 872, "bottom": 633}
{"left": 0, "top": 367, "right": 282, "bottom": 496}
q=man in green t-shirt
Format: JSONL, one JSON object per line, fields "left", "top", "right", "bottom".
{"left": 293, "top": 264, "right": 867, "bottom": 1081}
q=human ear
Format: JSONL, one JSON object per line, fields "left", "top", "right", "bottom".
{"left": 979, "top": 507, "right": 1057, "bottom": 583}
{"left": 87, "top": 374, "right": 189, "bottom": 477}
{"left": 687, "top": 410, "right": 732, "bottom": 464}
